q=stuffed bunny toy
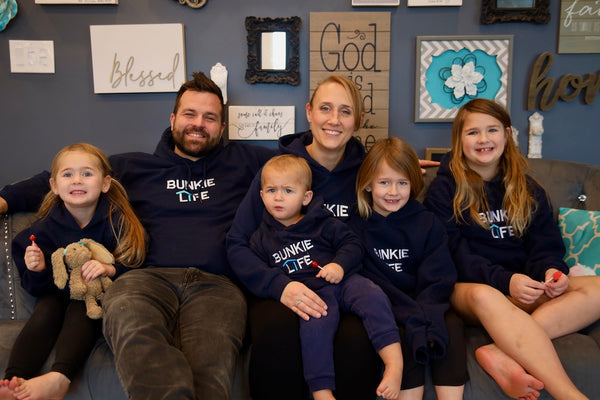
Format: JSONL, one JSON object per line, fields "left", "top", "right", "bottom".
{"left": 51, "top": 238, "right": 114, "bottom": 319}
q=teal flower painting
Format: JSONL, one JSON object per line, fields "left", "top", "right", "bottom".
{"left": 425, "top": 48, "right": 502, "bottom": 109}
{"left": 0, "top": 0, "right": 17, "bottom": 32}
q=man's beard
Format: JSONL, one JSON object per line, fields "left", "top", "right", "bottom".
{"left": 172, "top": 126, "right": 220, "bottom": 159}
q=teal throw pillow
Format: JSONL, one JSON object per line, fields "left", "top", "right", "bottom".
{"left": 558, "top": 207, "right": 600, "bottom": 276}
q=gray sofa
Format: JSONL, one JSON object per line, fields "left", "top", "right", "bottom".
{"left": 1, "top": 157, "right": 599, "bottom": 400}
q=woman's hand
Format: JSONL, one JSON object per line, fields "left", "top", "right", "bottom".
{"left": 317, "top": 262, "right": 344, "bottom": 284}
{"left": 80, "top": 260, "right": 116, "bottom": 282}
{"left": 280, "top": 281, "right": 328, "bottom": 321}
{"left": 24, "top": 243, "right": 46, "bottom": 272}
{"left": 509, "top": 273, "right": 545, "bottom": 304}
{"left": 544, "top": 268, "right": 569, "bottom": 298}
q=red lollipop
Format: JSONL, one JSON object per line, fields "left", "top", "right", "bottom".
{"left": 29, "top": 234, "right": 37, "bottom": 244}
{"left": 545, "top": 271, "right": 563, "bottom": 284}
{"left": 311, "top": 261, "right": 323, "bottom": 270}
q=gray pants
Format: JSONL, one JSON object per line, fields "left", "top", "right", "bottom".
{"left": 102, "top": 267, "right": 247, "bottom": 400}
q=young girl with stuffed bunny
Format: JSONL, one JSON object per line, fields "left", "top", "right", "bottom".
{"left": 0, "top": 143, "right": 145, "bottom": 400}
{"left": 424, "top": 98, "right": 600, "bottom": 399}
{"left": 348, "top": 137, "right": 467, "bottom": 400}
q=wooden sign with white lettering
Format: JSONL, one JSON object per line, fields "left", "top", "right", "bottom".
{"left": 228, "top": 106, "right": 295, "bottom": 140}
{"left": 558, "top": 0, "right": 600, "bottom": 54}
{"left": 90, "top": 24, "right": 186, "bottom": 94}
{"left": 310, "top": 12, "right": 390, "bottom": 150}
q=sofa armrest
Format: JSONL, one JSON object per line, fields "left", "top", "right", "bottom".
{"left": 0, "top": 212, "right": 38, "bottom": 320}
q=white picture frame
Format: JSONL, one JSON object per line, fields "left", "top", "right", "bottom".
{"left": 90, "top": 23, "right": 186, "bottom": 94}
{"left": 407, "top": 0, "right": 461, "bottom": 6}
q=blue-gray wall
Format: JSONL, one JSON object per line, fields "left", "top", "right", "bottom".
{"left": 0, "top": 0, "right": 598, "bottom": 186}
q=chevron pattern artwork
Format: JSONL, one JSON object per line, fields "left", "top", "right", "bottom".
{"left": 415, "top": 35, "right": 513, "bottom": 122}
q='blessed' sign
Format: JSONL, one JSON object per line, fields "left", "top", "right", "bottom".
{"left": 90, "top": 24, "right": 187, "bottom": 94}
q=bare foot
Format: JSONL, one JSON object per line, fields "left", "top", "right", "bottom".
{"left": 376, "top": 363, "right": 402, "bottom": 400}
{"left": 312, "top": 389, "right": 336, "bottom": 400}
{"left": 0, "top": 379, "right": 17, "bottom": 400}
{"left": 476, "top": 344, "right": 544, "bottom": 399}
{"left": 11, "top": 372, "right": 70, "bottom": 400}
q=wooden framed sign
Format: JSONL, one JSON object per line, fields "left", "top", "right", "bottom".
{"left": 310, "top": 12, "right": 391, "bottom": 150}
{"left": 558, "top": 0, "right": 600, "bottom": 53}
{"left": 228, "top": 106, "right": 295, "bottom": 140}
{"left": 90, "top": 24, "right": 186, "bottom": 94}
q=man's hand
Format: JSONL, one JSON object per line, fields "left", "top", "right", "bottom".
{"left": 0, "top": 197, "right": 7, "bottom": 214}
{"left": 419, "top": 159, "right": 440, "bottom": 174}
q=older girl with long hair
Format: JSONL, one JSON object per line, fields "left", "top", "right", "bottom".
{"left": 425, "top": 98, "right": 600, "bottom": 400}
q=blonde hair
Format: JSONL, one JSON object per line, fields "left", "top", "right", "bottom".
{"left": 38, "top": 143, "right": 146, "bottom": 268}
{"left": 309, "top": 75, "right": 363, "bottom": 131}
{"left": 449, "top": 98, "right": 536, "bottom": 237}
{"left": 356, "top": 137, "right": 423, "bottom": 219}
{"left": 261, "top": 154, "right": 312, "bottom": 191}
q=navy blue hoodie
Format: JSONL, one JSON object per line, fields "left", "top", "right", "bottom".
{"left": 227, "top": 131, "right": 365, "bottom": 287}
{"left": 348, "top": 200, "right": 456, "bottom": 364}
{"left": 424, "top": 153, "right": 568, "bottom": 295}
{"left": 12, "top": 196, "right": 128, "bottom": 297}
{"left": 247, "top": 197, "right": 363, "bottom": 300}
{"left": 1, "top": 128, "right": 275, "bottom": 278}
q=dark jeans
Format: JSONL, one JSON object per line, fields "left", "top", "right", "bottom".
{"left": 102, "top": 267, "right": 246, "bottom": 400}
{"left": 5, "top": 293, "right": 101, "bottom": 381}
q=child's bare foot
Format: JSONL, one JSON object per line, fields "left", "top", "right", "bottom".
{"left": 0, "top": 379, "right": 17, "bottom": 400}
{"left": 312, "top": 389, "right": 336, "bottom": 400}
{"left": 376, "top": 363, "right": 402, "bottom": 400}
{"left": 11, "top": 372, "right": 70, "bottom": 400}
{"left": 376, "top": 343, "right": 403, "bottom": 400}
{"left": 476, "top": 344, "right": 544, "bottom": 399}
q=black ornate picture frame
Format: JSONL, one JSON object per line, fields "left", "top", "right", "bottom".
{"left": 245, "top": 16, "right": 301, "bottom": 85}
{"left": 481, "top": 0, "right": 550, "bottom": 24}
{"left": 173, "top": 0, "right": 207, "bottom": 8}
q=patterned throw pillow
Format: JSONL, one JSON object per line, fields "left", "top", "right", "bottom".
{"left": 558, "top": 207, "right": 600, "bottom": 276}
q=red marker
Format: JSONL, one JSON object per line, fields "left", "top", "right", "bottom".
{"left": 311, "top": 261, "right": 323, "bottom": 270}
{"left": 545, "top": 271, "right": 563, "bottom": 284}
{"left": 29, "top": 234, "right": 37, "bottom": 244}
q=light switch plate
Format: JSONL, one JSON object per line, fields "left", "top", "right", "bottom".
{"left": 9, "top": 40, "right": 55, "bottom": 74}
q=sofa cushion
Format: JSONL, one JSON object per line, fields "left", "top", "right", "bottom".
{"left": 558, "top": 207, "right": 600, "bottom": 276}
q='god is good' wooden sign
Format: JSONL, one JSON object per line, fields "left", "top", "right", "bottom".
{"left": 310, "top": 12, "right": 390, "bottom": 150}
